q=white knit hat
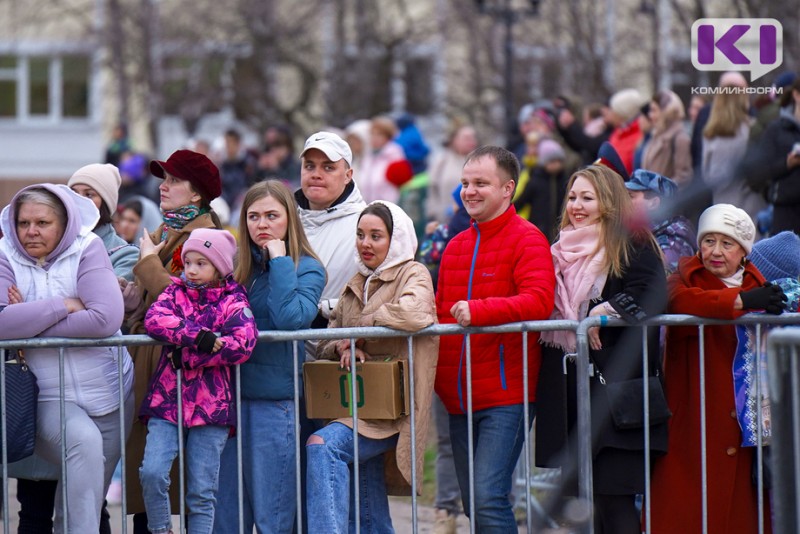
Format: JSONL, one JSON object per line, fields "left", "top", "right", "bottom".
{"left": 609, "top": 89, "right": 646, "bottom": 123}
{"left": 697, "top": 203, "right": 756, "bottom": 254}
{"left": 68, "top": 163, "right": 121, "bottom": 213}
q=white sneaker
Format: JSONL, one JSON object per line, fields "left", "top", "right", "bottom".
{"left": 433, "top": 508, "right": 457, "bottom": 534}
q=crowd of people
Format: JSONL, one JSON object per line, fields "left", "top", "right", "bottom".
{"left": 0, "top": 70, "right": 799, "bottom": 534}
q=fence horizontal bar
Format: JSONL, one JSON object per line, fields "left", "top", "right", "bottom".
{"left": 0, "top": 320, "right": 581, "bottom": 349}
{"left": 4, "top": 314, "right": 798, "bottom": 351}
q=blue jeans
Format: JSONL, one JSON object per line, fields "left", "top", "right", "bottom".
{"left": 306, "top": 422, "right": 399, "bottom": 534}
{"left": 139, "top": 418, "right": 229, "bottom": 534}
{"left": 214, "top": 399, "right": 298, "bottom": 534}
{"left": 449, "top": 403, "right": 535, "bottom": 533}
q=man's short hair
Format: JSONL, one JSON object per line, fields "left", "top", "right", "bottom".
{"left": 464, "top": 146, "right": 520, "bottom": 184}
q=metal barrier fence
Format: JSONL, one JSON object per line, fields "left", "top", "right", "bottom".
{"left": 1, "top": 313, "right": 799, "bottom": 533}
{"left": 767, "top": 327, "right": 800, "bottom": 534}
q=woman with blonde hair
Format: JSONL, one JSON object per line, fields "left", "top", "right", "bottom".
{"left": 702, "top": 73, "right": 765, "bottom": 225}
{"left": 642, "top": 90, "right": 693, "bottom": 187}
{"left": 536, "top": 164, "right": 669, "bottom": 533}
{"left": 214, "top": 180, "right": 325, "bottom": 534}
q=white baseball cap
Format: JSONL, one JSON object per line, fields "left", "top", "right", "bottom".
{"left": 300, "top": 131, "right": 353, "bottom": 167}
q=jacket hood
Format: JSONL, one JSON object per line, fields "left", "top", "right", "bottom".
{"left": 0, "top": 183, "right": 99, "bottom": 264}
{"left": 356, "top": 201, "right": 417, "bottom": 277}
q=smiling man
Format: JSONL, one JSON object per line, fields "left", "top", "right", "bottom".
{"left": 434, "top": 145, "right": 556, "bottom": 531}
{"left": 295, "top": 131, "right": 366, "bottom": 331}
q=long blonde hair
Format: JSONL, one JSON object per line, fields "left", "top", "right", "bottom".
{"left": 703, "top": 91, "right": 749, "bottom": 138}
{"left": 558, "top": 165, "right": 660, "bottom": 278}
{"left": 234, "top": 180, "right": 322, "bottom": 285}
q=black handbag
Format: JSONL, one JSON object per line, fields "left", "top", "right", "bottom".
{"left": 604, "top": 375, "right": 672, "bottom": 430}
{"left": 3, "top": 350, "right": 39, "bottom": 463}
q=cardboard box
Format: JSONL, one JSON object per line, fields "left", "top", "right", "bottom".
{"left": 303, "top": 358, "right": 410, "bottom": 420}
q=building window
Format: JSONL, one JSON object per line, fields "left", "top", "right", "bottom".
{"left": 0, "top": 55, "right": 16, "bottom": 117}
{"left": 29, "top": 57, "right": 50, "bottom": 116}
{"left": 63, "top": 55, "right": 90, "bottom": 117}
{"left": 0, "top": 53, "right": 91, "bottom": 121}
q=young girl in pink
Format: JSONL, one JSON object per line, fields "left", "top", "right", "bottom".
{"left": 139, "top": 228, "right": 257, "bottom": 534}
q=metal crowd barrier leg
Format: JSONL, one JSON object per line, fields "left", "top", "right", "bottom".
{"left": 117, "top": 345, "right": 129, "bottom": 534}
{"left": 754, "top": 324, "right": 765, "bottom": 534}
{"left": 522, "top": 330, "right": 532, "bottom": 534}
{"left": 1, "top": 349, "right": 9, "bottom": 533}
{"left": 575, "top": 322, "right": 593, "bottom": 534}
{"left": 465, "top": 333, "right": 476, "bottom": 534}
{"left": 642, "top": 326, "right": 652, "bottom": 534}
{"left": 177, "top": 366, "right": 186, "bottom": 534}
{"left": 349, "top": 336, "right": 361, "bottom": 534}
{"left": 59, "top": 346, "right": 68, "bottom": 533}
{"left": 293, "top": 339, "right": 303, "bottom": 534}
{"left": 697, "top": 325, "right": 708, "bottom": 534}
{"left": 235, "top": 363, "right": 244, "bottom": 534}
{"left": 407, "top": 335, "right": 418, "bottom": 532}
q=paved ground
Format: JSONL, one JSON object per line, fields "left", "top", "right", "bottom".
{"left": 1, "top": 494, "right": 524, "bottom": 533}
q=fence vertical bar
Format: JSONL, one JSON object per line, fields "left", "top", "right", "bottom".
{"left": 575, "top": 321, "right": 593, "bottom": 534}
{"left": 118, "top": 345, "right": 128, "bottom": 534}
{"left": 522, "top": 330, "right": 532, "bottom": 534}
{"left": 466, "top": 333, "right": 476, "bottom": 534}
{"left": 59, "top": 346, "right": 68, "bottom": 533}
{"left": 177, "top": 367, "right": 186, "bottom": 533}
{"left": 350, "top": 336, "right": 360, "bottom": 534}
{"left": 790, "top": 344, "right": 800, "bottom": 534}
{"left": 755, "top": 324, "right": 764, "bottom": 534}
{"left": 293, "top": 340, "right": 303, "bottom": 534}
{"left": 1, "top": 349, "right": 9, "bottom": 533}
{"left": 236, "top": 363, "right": 244, "bottom": 534}
{"left": 699, "top": 325, "right": 708, "bottom": 534}
{"left": 407, "top": 335, "right": 418, "bottom": 532}
{"left": 642, "top": 326, "right": 652, "bottom": 534}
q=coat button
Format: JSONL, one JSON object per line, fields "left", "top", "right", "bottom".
{"left": 731, "top": 410, "right": 737, "bottom": 418}
{"left": 726, "top": 447, "right": 737, "bottom": 456}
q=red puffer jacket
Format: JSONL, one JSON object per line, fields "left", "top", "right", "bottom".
{"left": 435, "top": 206, "right": 555, "bottom": 414}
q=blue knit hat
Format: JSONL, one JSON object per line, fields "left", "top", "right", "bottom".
{"left": 749, "top": 231, "right": 800, "bottom": 282}
{"left": 451, "top": 183, "right": 464, "bottom": 210}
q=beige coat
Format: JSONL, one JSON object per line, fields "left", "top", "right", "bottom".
{"left": 642, "top": 120, "right": 693, "bottom": 187}
{"left": 124, "top": 212, "right": 220, "bottom": 513}
{"left": 318, "top": 259, "right": 438, "bottom": 496}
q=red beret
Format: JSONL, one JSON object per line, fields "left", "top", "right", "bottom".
{"left": 150, "top": 149, "right": 222, "bottom": 202}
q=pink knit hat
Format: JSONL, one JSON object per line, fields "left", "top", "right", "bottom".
{"left": 181, "top": 228, "right": 236, "bottom": 277}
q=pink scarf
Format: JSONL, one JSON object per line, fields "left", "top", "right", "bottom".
{"left": 540, "top": 223, "right": 607, "bottom": 352}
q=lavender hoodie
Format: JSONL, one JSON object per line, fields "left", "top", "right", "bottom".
{"left": 0, "top": 184, "right": 130, "bottom": 416}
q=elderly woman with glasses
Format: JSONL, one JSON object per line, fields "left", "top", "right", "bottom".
{"left": 650, "top": 203, "right": 786, "bottom": 534}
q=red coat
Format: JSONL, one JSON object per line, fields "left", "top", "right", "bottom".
{"left": 650, "top": 255, "right": 770, "bottom": 534}
{"left": 609, "top": 119, "right": 642, "bottom": 175}
{"left": 434, "top": 206, "right": 555, "bottom": 414}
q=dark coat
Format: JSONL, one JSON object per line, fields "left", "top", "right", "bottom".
{"left": 650, "top": 256, "right": 770, "bottom": 534}
{"left": 741, "top": 110, "right": 800, "bottom": 234}
{"left": 513, "top": 166, "right": 568, "bottom": 242}
{"left": 535, "top": 240, "right": 668, "bottom": 495}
